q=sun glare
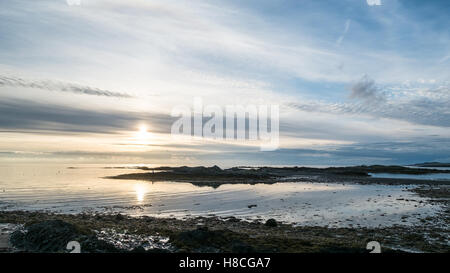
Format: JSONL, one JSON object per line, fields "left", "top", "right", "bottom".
{"left": 139, "top": 125, "right": 147, "bottom": 134}
{"left": 135, "top": 124, "right": 151, "bottom": 142}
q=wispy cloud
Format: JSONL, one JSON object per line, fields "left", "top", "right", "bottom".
{"left": 336, "top": 19, "right": 351, "bottom": 47}
{"left": 366, "top": 0, "right": 382, "bottom": 6}
{"left": 0, "top": 98, "right": 171, "bottom": 134}
{"left": 0, "top": 75, "right": 132, "bottom": 98}
{"left": 439, "top": 55, "right": 450, "bottom": 63}
{"left": 288, "top": 83, "right": 450, "bottom": 128}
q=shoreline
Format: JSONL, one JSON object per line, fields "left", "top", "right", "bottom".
{"left": 0, "top": 210, "right": 448, "bottom": 253}
{"left": 1, "top": 180, "right": 448, "bottom": 253}
{"left": 1, "top": 165, "right": 448, "bottom": 253}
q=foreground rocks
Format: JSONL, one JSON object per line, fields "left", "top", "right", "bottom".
{"left": 0, "top": 234, "right": 11, "bottom": 252}
{"left": 0, "top": 211, "right": 448, "bottom": 253}
{"left": 10, "top": 220, "right": 132, "bottom": 253}
{"left": 265, "top": 219, "right": 278, "bottom": 227}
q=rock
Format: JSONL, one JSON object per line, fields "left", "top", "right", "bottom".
{"left": 170, "top": 227, "right": 251, "bottom": 253}
{"left": 10, "top": 220, "right": 82, "bottom": 252}
{"left": 115, "top": 214, "right": 125, "bottom": 221}
{"left": 0, "top": 234, "right": 12, "bottom": 253}
{"left": 131, "top": 246, "right": 146, "bottom": 253}
{"left": 210, "top": 165, "right": 222, "bottom": 172}
{"left": 10, "top": 220, "right": 120, "bottom": 253}
{"left": 265, "top": 219, "right": 278, "bottom": 227}
{"left": 225, "top": 216, "right": 241, "bottom": 223}
{"left": 231, "top": 241, "right": 255, "bottom": 253}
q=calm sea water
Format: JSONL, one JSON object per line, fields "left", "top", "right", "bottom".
{"left": 0, "top": 164, "right": 445, "bottom": 227}
{"left": 370, "top": 172, "right": 450, "bottom": 180}
{"left": 370, "top": 166, "right": 450, "bottom": 180}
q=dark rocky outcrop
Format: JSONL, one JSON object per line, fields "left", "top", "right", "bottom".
{"left": 10, "top": 220, "right": 121, "bottom": 253}
{"left": 9, "top": 219, "right": 170, "bottom": 253}
{"left": 170, "top": 226, "right": 254, "bottom": 253}
{"left": 109, "top": 165, "right": 450, "bottom": 189}
{"left": 265, "top": 219, "right": 278, "bottom": 227}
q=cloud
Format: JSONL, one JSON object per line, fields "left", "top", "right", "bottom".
{"left": 349, "top": 75, "right": 385, "bottom": 102}
{"left": 0, "top": 98, "right": 172, "bottom": 134}
{"left": 4, "top": 138, "right": 448, "bottom": 166}
{"left": 0, "top": 0, "right": 449, "bottom": 165}
{"left": 336, "top": 19, "right": 351, "bottom": 46}
{"left": 439, "top": 55, "right": 450, "bottom": 63}
{"left": 288, "top": 84, "right": 450, "bottom": 128}
{"left": 366, "top": 0, "right": 382, "bottom": 6}
{"left": 0, "top": 75, "right": 132, "bottom": 98}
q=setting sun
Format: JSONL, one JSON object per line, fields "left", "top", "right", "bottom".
{"left": 139, "top": 125, "right": 147, "bottom": 134}
{"left": 135, "top": 124, "right": 151, "bottom": 142}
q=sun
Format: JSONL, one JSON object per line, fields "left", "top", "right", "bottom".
{"left": 139, "top": 124, "right": 147, "bottom": 134}
{"left": 136, "top": 124, "right": 151, "bottom": 141}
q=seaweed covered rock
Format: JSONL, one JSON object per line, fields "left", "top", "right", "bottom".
{"left": 10, "top": 220, "right": 119, "bottom": 253}
{"left": 170, "top": 227, "right": 254, "bottom": 253}
{"left": 11, "top": 220, "right": 81, "bottom": 252}
{"left": 265, "top": 218, "right": 278, "bottom": 227}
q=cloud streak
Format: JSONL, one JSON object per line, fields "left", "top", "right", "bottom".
{"left": 336, "top": 19, "right": 351, "bottom": 46}
{"left": 0, "top": 75, "right": 132, "bottom": 98}
{"left": 366, "top": 0, "right": 382, "bottom": 6}
{"left": 0, "top": 98, "right": 171, "bottom": 134}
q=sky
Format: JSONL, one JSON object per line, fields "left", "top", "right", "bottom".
{"left": 0, "top": 0, "right": 449, "bottom": 167}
